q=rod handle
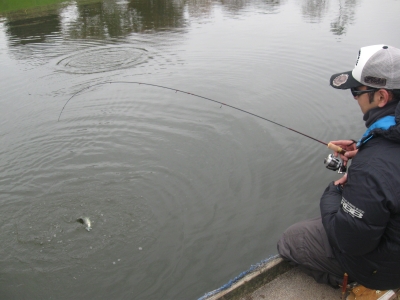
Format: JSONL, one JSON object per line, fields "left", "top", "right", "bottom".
{"left": 327, "top": 142, "right": 346, "bottom": 155}
{"left": 341, "top": 273, "right": 348, "bottom": 300}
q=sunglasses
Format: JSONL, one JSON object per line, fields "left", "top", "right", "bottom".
{"left": 350, "top": 87, "right": 377, "bottom": 97}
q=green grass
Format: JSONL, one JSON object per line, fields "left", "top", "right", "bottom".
{"left": 0, "top": 0, "right": 68, "bottom": 13}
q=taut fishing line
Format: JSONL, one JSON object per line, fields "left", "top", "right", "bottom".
{"left": 58, "top": 81, "right": 328, "bottom": 147}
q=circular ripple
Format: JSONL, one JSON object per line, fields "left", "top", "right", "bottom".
{"left": 56, "top": 45, "right": 149, "bottom": 74}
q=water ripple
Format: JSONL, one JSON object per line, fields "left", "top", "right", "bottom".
{"left": 56, "top": 45, "right": 149, "bottom": 74}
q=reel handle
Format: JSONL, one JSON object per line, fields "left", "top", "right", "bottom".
{"left": 327, "top": 142, "right": 346, "bottom": 155}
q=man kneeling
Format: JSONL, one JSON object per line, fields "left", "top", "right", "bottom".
{"left": 278, "top": 44, "right": 400, "bottom": 300}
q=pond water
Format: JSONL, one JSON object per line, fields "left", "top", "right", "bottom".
{"left": 0, "top": 0, "right": 399, "bottom": 299}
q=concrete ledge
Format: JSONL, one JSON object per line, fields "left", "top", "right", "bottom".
{"left": 247, "top": 266, "right": 342, "bottom": 300}
{"left": 207, "top": 257, "right": 294, "bottom": 300}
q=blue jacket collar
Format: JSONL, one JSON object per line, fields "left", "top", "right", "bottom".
{"left": 357, "top": 115, "right": 396, "bottom": 147}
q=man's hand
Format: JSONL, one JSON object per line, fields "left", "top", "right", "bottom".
{"left": 329, "top": 140, "right": 358, "bottom": 166}
{"left": 334, "top": 173, "right": 348, "bottom": 186}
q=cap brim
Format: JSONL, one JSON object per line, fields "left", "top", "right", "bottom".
{"left": 330, "top": 71, "right": 362, "bottom": 89}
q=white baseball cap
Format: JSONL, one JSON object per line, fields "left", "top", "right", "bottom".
{"left": 330, "top": 44, "right": 400, "bottom": 90}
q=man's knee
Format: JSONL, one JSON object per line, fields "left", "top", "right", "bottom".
{"left": 277, "top": 218, "right": 327, "bottom": 265}
{"left": 277, "top": 222, "right": 306, "bottom": 264}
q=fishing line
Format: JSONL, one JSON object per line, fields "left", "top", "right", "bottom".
{"left": 58, "top": 81, "right": 328, "bottom": 146}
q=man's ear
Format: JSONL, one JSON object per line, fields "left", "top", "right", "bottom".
{"left": 377, "top": 89, "right": 391, "bottom": 107}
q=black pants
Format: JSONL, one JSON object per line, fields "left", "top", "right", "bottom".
{"left": 277, "top": 217, "right": 345, "bottom": 287}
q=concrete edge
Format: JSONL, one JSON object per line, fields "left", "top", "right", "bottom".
{"left": 207, "top": 257, "right": 294, "bottom": 300}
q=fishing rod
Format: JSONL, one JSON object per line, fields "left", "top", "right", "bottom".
{"left": 58, "top": 81, "right": 344, "bottom": 157}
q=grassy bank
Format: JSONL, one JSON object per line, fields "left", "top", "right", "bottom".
{"left": 0, "top": 0, "right": 67, "bottom": 13}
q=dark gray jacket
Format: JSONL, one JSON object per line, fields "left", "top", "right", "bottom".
{"left": 320, "top": 100, "right": 400, "bottom": 290}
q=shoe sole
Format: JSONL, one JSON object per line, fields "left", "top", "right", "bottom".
{"left": 377, "top": 290, "right": 396, "bottom": 300}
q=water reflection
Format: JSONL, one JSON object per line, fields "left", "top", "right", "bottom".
{"left": 0, "top": 0, "right": 359, "bottom": 48}
{"left": 301, "top": 0, "right": 329, "bottom": 23}
{"left": 330, "top": 0, "right": 356, "bottom": 35}
{"left": 2, "top": 0, "right": 188, "bottom": 46}
{"left": 300, "top": 0, "right": 358, "bottom": 35}
{"left": 6, "top": 14, "right": 61, "bottom": 46}
{"left": 218, "top": 0, "right": 283, "bottom": 14}
{"left": 66, "top": 0, "right": 187, "bottom": 39}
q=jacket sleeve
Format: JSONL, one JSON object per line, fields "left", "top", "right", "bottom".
{"left": 320, "top": 166, "right": 391, "bottom": 256}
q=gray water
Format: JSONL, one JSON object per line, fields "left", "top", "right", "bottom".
{"left": 0, "top": 0, "right": 399, "bottom": 299}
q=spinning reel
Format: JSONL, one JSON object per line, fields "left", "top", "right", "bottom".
{"left": 324, "top": 154, "right": 347, "bottom": 174}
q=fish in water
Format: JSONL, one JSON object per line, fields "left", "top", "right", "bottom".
{"left": 77, "top": 217, "right": 92, "bottom": 231}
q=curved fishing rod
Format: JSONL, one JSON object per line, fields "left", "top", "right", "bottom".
{"left": 58, "top": 81, "right": 330, "bottom": 147}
